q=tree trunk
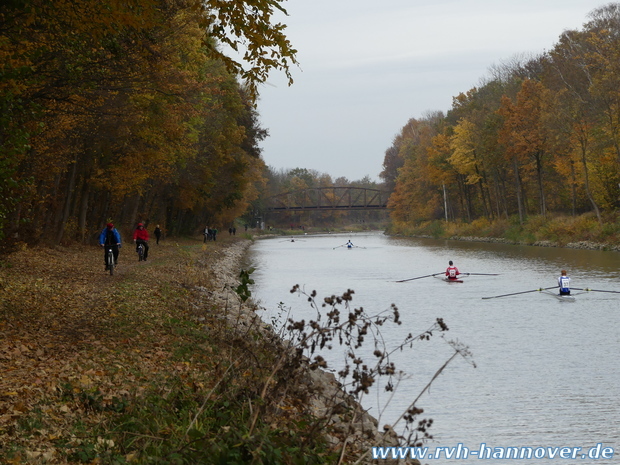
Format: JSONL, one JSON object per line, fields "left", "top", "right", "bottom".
{"left": 77, "top": 180, "right": 90, "bottom": 243}
{"left": 55, "top": 159, "right": 78, "bottom": 244}
{"left": 512, "top": 158, "right": 524, "bottom": 224}
{"left": 569, "top": 160, "right": 577, "bottom": 217}
{"left": 579, "top": 143, "right": 602, "bottom": 225}
{"left": 534, "top": 151, "right": 546, "bottom": 217}
{"left": 492, "top": 174, "right": 502, "bottom": 219}
{"left": 130, "top": 193, "right": 142, "bottom": 226}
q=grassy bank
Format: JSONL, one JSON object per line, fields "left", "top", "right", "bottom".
{"left": 0, "top": 236, "right": 344, "bottom": 464}
{"left": 388, "top": 212, "right": 620, "bottom": 249}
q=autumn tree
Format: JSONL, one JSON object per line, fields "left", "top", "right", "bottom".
{"left": 380, "top": 145, "right": 404, "bottom": 193}
{"left": 0, "top": 0, "right": 297, "bottom": 244}
{"left": 497, "top": 79, "right": 557, "bottom": 218}
{"left": 388, "top": 116, "right": 446, "bottom": 224}
{"left": 545, "top": 34, "right": 602, "bottom": 221}
{"left": 387, "top": 4, "right": 620, "bottom": 231}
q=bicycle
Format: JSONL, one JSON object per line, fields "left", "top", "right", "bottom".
{"left": 105, "top": 246, "right": 115, "bottom": 275}
{"left": 137, "top": 242, "right": 145, "bottom": 262}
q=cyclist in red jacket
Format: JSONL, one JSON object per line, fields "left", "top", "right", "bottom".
{"left": 133, "top": 223, "right": 150, "bottom": 261}
{"left": 445, "top": 260, "right": 460, "bottom": 280}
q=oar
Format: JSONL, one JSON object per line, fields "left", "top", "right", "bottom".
{"left": 482, "top": 286, "right": 557, "bottom": 300}
{"left": 332, "top": 244, "right": 346, "bottom": 249}
{"left": 395, "top": 272, "right": 443, "bottom": 283}
{"left": 462, "top": 273, "right": 500, "bottom": 276}
{"left": 572, "top": 287, "right": 620, "bottom": 294}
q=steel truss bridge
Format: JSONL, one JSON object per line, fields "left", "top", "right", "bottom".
{"left": 265, "top": 187, "right": 390, "bottom": 212}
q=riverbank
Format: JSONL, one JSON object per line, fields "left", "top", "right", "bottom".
{"left": 387, "top": 213, "right": 620, "bottom": 252}
{"left": 0, "top": 236, "right": 408, "bottom": 464}
{"left": 408, "top": 235, "right": 620, "bottom": 252}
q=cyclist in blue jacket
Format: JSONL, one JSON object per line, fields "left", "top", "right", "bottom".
{"left": 99, "top": 223, "right": 121, "bottom": 267}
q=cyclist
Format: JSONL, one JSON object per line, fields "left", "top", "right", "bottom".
{"left": 133, "top": 223, "right": 150, "bottom": 261}
{"left": 99, "top": 223, "right": 121, "bottom": 268}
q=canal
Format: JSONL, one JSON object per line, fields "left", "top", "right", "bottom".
{"left": 247, "top": 232, "right": 620, "bottom": 463}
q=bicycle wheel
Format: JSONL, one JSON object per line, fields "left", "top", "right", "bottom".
{"left": 108, "top": 250, "right": 114, "bottom": 275}
{"left": 138, "top": 245, "right": 144, "bottom": 262}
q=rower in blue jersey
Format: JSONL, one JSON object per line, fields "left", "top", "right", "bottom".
{"left": 558, "top": 270, "right": 571, "bottom": 295}
{"left": 346, "top": 240, "right": 354, "bottom": 249}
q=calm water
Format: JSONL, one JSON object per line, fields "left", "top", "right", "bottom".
{"left": 247, "top": 232, "right": 620, "bottom": 463}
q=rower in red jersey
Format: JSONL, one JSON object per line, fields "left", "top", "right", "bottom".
{"left": 445, "top": 260, "right": 460, "bottom": 281}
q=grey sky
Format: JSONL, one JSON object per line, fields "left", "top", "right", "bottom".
{"left": 256, "top": 0, "right": 605, "bottom": 182}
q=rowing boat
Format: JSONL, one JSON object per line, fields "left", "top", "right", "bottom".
{"left": 433, "top": 275, "right": 464, "bottom": 283}
{"left": 542, "top": 290, "right": 575, "bottom": 302}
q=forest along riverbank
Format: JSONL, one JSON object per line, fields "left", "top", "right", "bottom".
{"left": 0, "top": 237, "right": 410, "bottom": 464}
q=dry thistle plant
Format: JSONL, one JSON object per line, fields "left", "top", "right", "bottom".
{"left": 259, "top": 284, "right": 476, "bottom": 460}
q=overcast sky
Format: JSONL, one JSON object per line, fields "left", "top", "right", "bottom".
{"left": 255, "top": 0, "right": 606, "bottom": 182}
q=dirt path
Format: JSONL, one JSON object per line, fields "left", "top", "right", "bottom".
{"left": 1, "top": 236, "right": 408, "bottom": 464}
{"left": 0, "top": 236, "right": 251, "bottom": 462}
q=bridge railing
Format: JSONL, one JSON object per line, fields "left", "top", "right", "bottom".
{"left": 266, "top": 187, "right": 390, "bottom": 211}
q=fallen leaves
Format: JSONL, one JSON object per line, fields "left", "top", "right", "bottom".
{"left": 0, "top": 238, "right": 228, "bottom": 463}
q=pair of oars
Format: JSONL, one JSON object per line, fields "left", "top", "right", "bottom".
{"left": 483, "top": 286, "right": 620, "bottom": 299}
{"left": 333, "top": 244, "right": 366, "bottom": 249}
{"left": 395, "top": 272, "right": 499, "bottom": 283}
{"left": 482, "top": 286, "right": 557, "bottom": 299}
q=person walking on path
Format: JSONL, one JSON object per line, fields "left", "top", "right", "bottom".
{"left": 133, "top": 223, "right": 150, "bottom": 260}
{"left": 154, "top": 225, "right": 162, "bottom": 245}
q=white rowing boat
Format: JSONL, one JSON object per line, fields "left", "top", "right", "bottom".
{"left": 542, "top": 290, "right": 575, "bottom": 302}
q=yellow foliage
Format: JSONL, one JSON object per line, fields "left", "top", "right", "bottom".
{"left": 449, "top": 119, "right": 482, "bottom": 184}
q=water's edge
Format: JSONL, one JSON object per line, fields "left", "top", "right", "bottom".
{"left": 217, "top": 239, "right": 411, "bottom": 464}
